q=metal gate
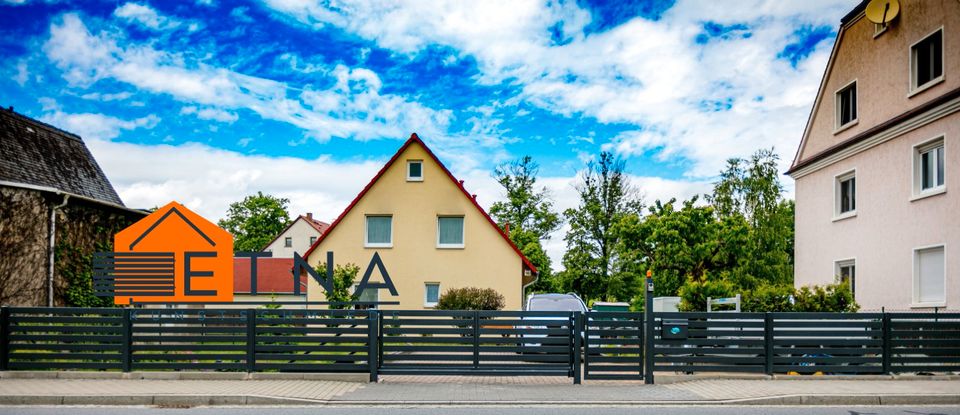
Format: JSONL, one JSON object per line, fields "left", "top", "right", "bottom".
{"left": 377, "top": 310, "right": 580, "bottom": 379}
{"left": 583, "top": 311, "right": 645, "bottom": 380}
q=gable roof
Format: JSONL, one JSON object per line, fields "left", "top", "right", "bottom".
{"left": 0, "top": 107, "right": 124, "bottom": 205}
{"left": 302, "top": 133, "right": 537, "bottom": 273}
{"left": 260, "top": 214, "right": 330, "bottom": 251}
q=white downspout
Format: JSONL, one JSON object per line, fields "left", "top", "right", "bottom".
{"left": 521, "top": 271, "right": 539, "bottom": 311}
{"left": 47, "top": 194, "right": 69, "bottom": 307}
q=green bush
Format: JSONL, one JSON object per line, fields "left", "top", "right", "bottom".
{"left": 742, "top": 284, "right": 794, "bottom": 312}
{"left": 435, "top": 287, "right": 505, "bottom": 311}
{"left": 677, "top": 277, "right": 737, "bottom": 311}
{"left": 791, "top": 281, "right": 859, "bottom": 312}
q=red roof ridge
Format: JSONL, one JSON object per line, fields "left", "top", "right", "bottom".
{"left": 302, "top": 133, "right": 537, "bottom": 273}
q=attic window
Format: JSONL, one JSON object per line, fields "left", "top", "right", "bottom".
{"left": 407, "top": 160, "right": 423, "bottom": 182}
{"left": 835, "top": 81, "right": 857, "bottom": 131}
{"left": 911, "top": 28, "right": 943, "bottom": 94}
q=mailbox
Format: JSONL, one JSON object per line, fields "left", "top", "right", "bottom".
{"left": 661, "top": 319, "right": 688, "bottom": 340}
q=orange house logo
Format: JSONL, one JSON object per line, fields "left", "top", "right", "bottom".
{"left": 94, "top": 201, "right": 233, "bottom": 305}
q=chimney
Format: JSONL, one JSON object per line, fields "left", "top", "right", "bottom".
{"left": 504, "top": 223, "right": 510, "bottom": 234}
{"left": 306, "top": 212, "right": 313, "bottom": 220}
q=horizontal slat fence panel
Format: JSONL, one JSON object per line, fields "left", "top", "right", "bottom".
{"left": 6, "top": 308, "right": 124, "bottom": 370}
{"left": 584, "top": 312, "right": 643, "bottom": 380}
{"left": 888, "top": 313, "right": 960, "bottom": 373}
{"left": 652, "top": 312, "right": 765, "bottom": 373}
{"left": 130, "top": 308, "right": 248, "bottom": 371}
{"left": 254, "top": 309, "right": 371, "bottom": 372}
{"left": 378, "top": 310, "right": 575, "bottom": 376}
{"left": 770, "top": 313, "right": 883, "bottom": 374}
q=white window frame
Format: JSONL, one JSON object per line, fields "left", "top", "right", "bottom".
{"left": 834, "top": 79, "right": 858, "bottom": 133}
{"left": 284, "top": 237, "right": 292, "bottom": 248}
{"left": 833, "top": 169, "right": 857, "bottom": 221}
{"left": 912, "top": 244, "right": 946, "bottom": 308}
{"left": 424, "top": 282, "right": 440, "bottom": 308}
{"left": 406, "top": 160, "right": 424, "bottom": 182}
{"left": 436, "top": 215, "right": 465, "bottom": 249}
{"left": 873, "top": 22, "right": 888, "bottom": 38}
{"left": 834, "top": 258, "right": 856, "bottom": 300}
{"left": 908, "top": 26, "right": 945, "bottom": 98}
{"left": 309, "top": 236, "right": 317, "bottom": 246}
{"left": 353, "top": 283, "right": 379, "bottom": 307}
{"left": 911, "top": 135, "right": 946, "bottom": 201}
{"left": 364, "top": 215, "right": 393, "bottom": 248}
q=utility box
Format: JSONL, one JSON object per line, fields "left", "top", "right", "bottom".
{"left": 661, "top": 320, "right": 688, "bottom": 340}
{"left": 591, "top": 301, "right": 630, "bottom": 312}
{"left": 653, "top": 296, "right": 681, "bottom": 312}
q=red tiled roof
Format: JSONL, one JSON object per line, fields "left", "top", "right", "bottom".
{"left": 301, "top": 133, "right": 537, "bottom": 273}
{"left": 259, "top": 215, "right": 330, "bottom": 251}
{"left": 233, "top": 257, "right": 304, "bottom": 294}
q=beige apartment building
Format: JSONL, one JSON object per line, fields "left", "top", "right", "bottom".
{"left": 788, "top": 0, "right": 958, "bottom": 310}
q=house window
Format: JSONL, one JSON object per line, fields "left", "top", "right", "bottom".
{"left": 353, "top": 284, "right": 379, "bottom": 309}
{"left": 424, "top": 283, "right": 440, "bottom": 307}
{"left": 835, "top": 259, "right": 856, "bottom": 299}
{"left": 911, "top": 29, "right": 943, "bottom": 92}
{"left": 835, "top": 171, "right": 856, "bottom": 218}
{"left": 836, "top": 81, "right": 857, "bottom": 129}
{"left": 284, "top": 237, "right": 292, "bottom": 248}
{"left": 407, "top": 160, "right": 423, "bottom": 181}
{"left": 437, "top": 216, "right": 464, "bottom": 248}
{"left": 914, "top": 246, "right": 945, "bottom": 306}
{"left": 365, "top": 215, "right": 393, "bottom": 247}
{"left": 914, "top": 137, "right": 945, "bottom": 195}
{"left": 309, "top": 236, "right": 317, "bottom": 245}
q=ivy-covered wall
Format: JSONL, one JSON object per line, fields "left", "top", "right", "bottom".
{"left": 0, "top": 186, "right": 144, "bottom": 306}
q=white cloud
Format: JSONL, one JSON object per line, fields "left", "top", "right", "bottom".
{"left": 180, "top": 106, "right": 239, "bottom": 123}
{"left": 40, "top": 110, "right": 159, "bottom": 140}
{"left": 44, "top": 13, "right": 453, "bottom": 143}
{"left": 113, "top": 3, "right": 184, "bottom": 31}
{"left": 261, "top": 0, "right": 850, "bottom": 180}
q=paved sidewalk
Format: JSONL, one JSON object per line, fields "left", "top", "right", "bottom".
{"left": 0, "top": 376, "right": 958, "bottom": 406}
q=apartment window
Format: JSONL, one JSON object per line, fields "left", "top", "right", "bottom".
{"left": 914, "top": 138, "right": 945, "bottom": 195}
{"left": 835, "top": 259, "right": 856, "bottom": 298}
{"left": 309, "top": 236, "right": 317, "bottom": 245}
{"left": 365, "top": 215, "right": 393, "bottom": 247}
{"left": 424, "top": 283, "right": 440, "bottom": 307}
{"left": 914, "top": 246, "right": 945, "bottom": 306}
{"left": 835, "top": 171, "right": 856, "bottom": 218}
{"left": 284, "top": 237, "right": 292, "bottom": 248}
{"left": 836, "top": 81, "right": 857, "bottom": 129}
{"left": 407, "top": 160, "right": 423, "bottom": 181}
{"left": 911, "top": 29, "right": 943, "bottom": 92}
{"left": 353, "top": 284, "right": 379, "bottom": 308}
{"left": 437, "top": 216, "right": 464, "bottom": 248}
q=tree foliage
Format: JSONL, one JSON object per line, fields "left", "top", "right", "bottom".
{"left": 558, "top": 152, "right": 642, "bottom": 302}
{"left": 315, "top": 262, "right": 361, "bottom": 309}
{"left": 218, "top": 192, "right": 291, "bottom": 252}
{"left": 489, "top": 156, "right": 562, "bottom": 291}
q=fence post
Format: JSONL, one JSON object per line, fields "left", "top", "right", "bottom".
{"left": 764, "top": 313, "right": 773, "bottom": 376}
{"left": 367, "top": 310, "right": 378, "bottom": 383}
{"left": 246, "top": 309, "right": 256, "bottom": 373}
{"left": 0, "top": 307, "right": 9, "bottom": 371}
{"left": 572, "top": 312, "right": 582, "bottom": 385}
{"left": 121, "top": 308, "right": 132, "bottom": 372}
{"left": 643, "top": 275, "right": 654, "bottom": 385}
{"left": 882, "top": 313, "right": 891, "bottom": 374}
{"left": 472, "top": 311, "right": 480, "bottom": 370}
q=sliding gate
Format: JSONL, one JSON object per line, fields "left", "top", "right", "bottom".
{"left": 377, "top": 310, "right": 580, "bottom": 379}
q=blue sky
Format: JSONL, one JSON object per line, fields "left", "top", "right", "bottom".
{"left": 0, "top": 0, "right": 855, "bottom": 261}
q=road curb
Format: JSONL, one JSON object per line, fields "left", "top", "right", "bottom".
{"left": 2, "top": 394, "right": 959, "bottom": 406}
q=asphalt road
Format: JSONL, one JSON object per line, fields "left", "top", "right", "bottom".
{"left": 0, "top": 406, "right": 959, "bottom": 415}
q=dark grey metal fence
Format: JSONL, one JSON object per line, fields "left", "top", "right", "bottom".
{"left": 1, "top": 306, "right": 958, "bottom": 384}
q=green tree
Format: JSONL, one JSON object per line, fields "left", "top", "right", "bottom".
{"left": 707, "top": 148, "right": 794, "bottom": 288}
{"left": 315, "top": 262, "right": 361, "bottom": 309}
{"left": 489, "top": 156, "right": 562, "bottom": 291}
{"left": 558, "top": 152, "right": 642, "bottom": 302}
{"left": 218, "top": 192, "right": 291, "bottom": 252}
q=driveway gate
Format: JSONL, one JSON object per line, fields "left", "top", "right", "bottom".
{"left": 377, "top": 310, "right": 580, "bottom": 380}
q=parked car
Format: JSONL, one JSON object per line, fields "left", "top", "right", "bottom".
{"left": 521, "top": 293, "right": 587, "bottom": 347}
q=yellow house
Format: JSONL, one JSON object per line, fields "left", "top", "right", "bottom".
{"left": 303, "top": 134, "right": 538, "bottom": 310}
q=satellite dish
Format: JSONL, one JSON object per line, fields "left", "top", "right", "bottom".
{"left": 865, "top": 0, "right": 900, "bottom": 25}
